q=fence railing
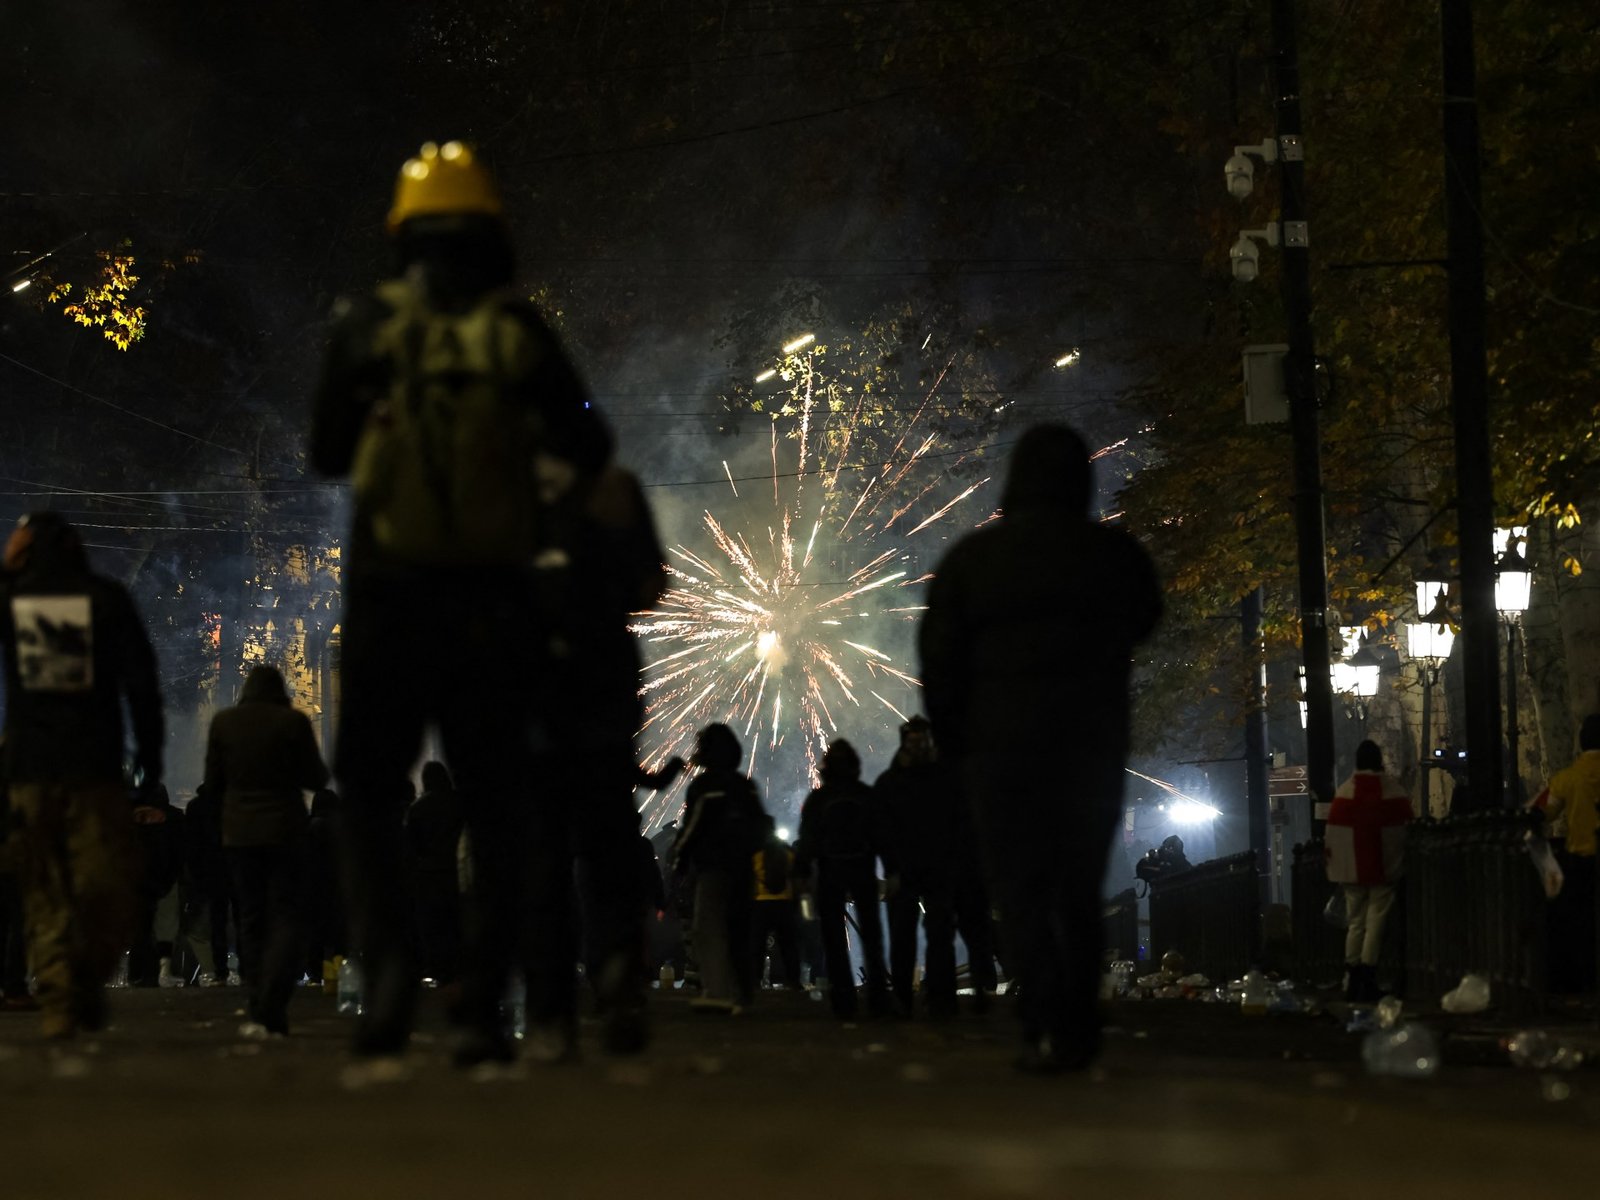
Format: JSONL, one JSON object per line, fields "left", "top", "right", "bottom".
{"left": 1101, "top": 887, "right": 1141, "bottom": 965}
{"left": 1404, "top": 810, "right": 1547, "bottom": 1017}
{"left": 1289, "top": 810, "right": 1548, "bottom": 1015}
{"left": 1147, "top": 851, "right": 1260, "bottom": 983}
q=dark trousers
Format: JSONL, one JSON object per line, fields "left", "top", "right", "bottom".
{"left": 227, "top": 843, "right": 307, "bottom": 1033}
{"left": 752, "top": 899, "right": 801, "bottom": 987}
{"left": 816, "top": 857, "right": 888, "bottom": 1017}
{"left": 570, "top": 759, "right": 650, "bottom": 1012}
{"left": 336, "top": 572, "right": 545, "bottom": 1052}
{"left": 888, "top": 868, "right": 996, "bottom": 1014}
{"left": 972, "top": 761, "right": 1122, "bottom": 1056}
{"left": 411, "top": 871, "right": 463, "bottom": 984}
{"left": 0, "top": 876, "right": 29, "bottom": 996}
{"left": 1548, "top": 850, "right": 1596, "bottom": 993}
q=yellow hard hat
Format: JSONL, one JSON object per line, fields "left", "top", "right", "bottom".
{"left": 386, "top": 141, "right": 503, "bottom": 233}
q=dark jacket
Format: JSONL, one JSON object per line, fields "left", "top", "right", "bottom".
{"left": 183, "top": 785, "right": 228, "bottom": 892}
{"left": 873, "top": 756, "right": 970, "bottom": 880}
{"left": 0, "top": 526, "right": 163, "bottom": 785}
{"left": 405, "top": 786, "right": 464, "bottom": 880}
{"left": 919, "top": 426, "right": 1161, "bottom": 769}
{"left": 672, "top": 768, "right": 768, "bottom": 872}
{"left": 204, "top": 666, "right": 329, "bottom": 848}
{"left": 795, "top": 779, "right": 895, "bottom": 877}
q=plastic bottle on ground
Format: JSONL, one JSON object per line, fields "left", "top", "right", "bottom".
{"left": 502, "top": 972, "right": 526, "bottom": 1040}
{"left": 1361, "top": 1022, "right": 1440, "bottom": 1078}
{"left": 336, "top": 958, "right": 364, "bottom": 1016}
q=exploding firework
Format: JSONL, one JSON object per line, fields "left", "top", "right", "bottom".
{"left": 630, "top": 340, "right": 997, "bottom": 830}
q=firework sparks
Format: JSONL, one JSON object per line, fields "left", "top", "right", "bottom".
{"left": 630, "top": 342, "right": 997, "bottom": 830}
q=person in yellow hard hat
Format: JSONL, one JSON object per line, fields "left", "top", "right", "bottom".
{"left": 310, "top": 141, "right": 662, "bottom": 1073}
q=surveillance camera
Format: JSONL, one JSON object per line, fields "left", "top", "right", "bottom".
{"left": 1230, "top": 234, "right": 1260, "bottom": 283}
{"left": 1224, "top": 153, "right": 1254, "bottom": 200}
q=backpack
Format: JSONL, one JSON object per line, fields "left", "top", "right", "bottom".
{"left": 758, "top": 842, "right": 792, "bottom": 895}
{"left": 352, "top": 280, "right": 547, "bottom": 566}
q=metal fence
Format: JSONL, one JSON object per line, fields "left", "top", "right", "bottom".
{"left": 1147, "top": 852, "right": 1260, "bottom": 983}
{"left": 1405, "top": 810, "right": 1546, "bottom": 1017}
{"left": 1101, "top": 888, "right": 1141, "bottom": 965}
{"left": 1289, "top": 810, "right": 1548, "bottom": 1015}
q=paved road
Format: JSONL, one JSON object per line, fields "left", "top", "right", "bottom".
{"left": 2, "top": 985, "right": 1595, "bottom": 1199}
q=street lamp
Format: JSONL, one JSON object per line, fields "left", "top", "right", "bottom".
{"left": 1495, "top": 527, "right": 1531, "bottom": 805}
{"left": 1333, "top": 633, "right": 1381, "bottom": 723}
{"left": 1406, "top": 577, "right": 1456, "bottom": 816}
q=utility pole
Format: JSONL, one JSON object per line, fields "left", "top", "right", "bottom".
{"left": 1242, "top": 587, "right": 1271, "bottom": 897}
{"left": 1271, "top": 0, "right": 1337, "bottom": 830}
{"left": 1440, "top": 0, "right": 1502, "bottom": 810}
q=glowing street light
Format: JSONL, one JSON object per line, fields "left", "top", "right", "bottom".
{"left": 1407, "top": 577, "right": 1455, "bottom": 816}
{"left": 781, "top": 333, "right": 815, "bottom": 354}
{"left": 10, "top": 278, "right": 31, "bottom": 293}
{"left": 1054, "top": 348, "right": 1081, "bottom": 368}
{"left": 754, "top": 368, "right": 777, "bottom": 383}
{"left": 1495, "top": 526, "right": 1531, "bottom": 804}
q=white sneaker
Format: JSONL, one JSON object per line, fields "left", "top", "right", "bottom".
{"left": 238, "top": 1021, "right": 271, "bottom": 1040}
{"left": 197, "top": 972, "right": 222, "bottom": 988}
{"left": 157, "top": 957, "right": 185, "bottom": 988}
{"left": 226, "top": 971, "right": 242, "bottom": 987}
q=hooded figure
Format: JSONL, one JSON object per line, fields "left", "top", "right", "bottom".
{"left": 0, "top": 512, "right": 162, "bottom": 1040}
{"left": 795, "top": 739, "right": 896, "bottom": 1019}
{"left": 874, "top": 716, "right": 997, "bottom": 1018}
{"left": 920, "top": 425, "right": 1161, "bottom": 1071}
{"left": 204, "top": 664, "right": 329, "bottom": 1037}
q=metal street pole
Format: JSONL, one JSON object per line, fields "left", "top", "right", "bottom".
{"left": 1440, "top": 0, "right": 1503, "bottom": 812}
{"left": 1272, "top": 0, "right": 1337, "bottom": 832}
{"left": 1418, "top": 665, "right": 1436, "bottom": 816}
{"left": 1504, "top": 619, "right": 1523, "bottom": 805}
{"left": 1243, "top": 587, "right": 1271, "bottom": 897}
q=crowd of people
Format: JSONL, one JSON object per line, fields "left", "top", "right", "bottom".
{"left": 0, "top": 141, "right": 1162, "bottom": 1076}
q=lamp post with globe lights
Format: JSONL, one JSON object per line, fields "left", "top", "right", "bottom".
{"left": 1406, "top": 575, "right": 1456, "bottom": 816}
{"left": 1494, "top": 527, "right": 1532, "bottom": 806}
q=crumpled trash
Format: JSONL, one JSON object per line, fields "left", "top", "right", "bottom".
{"left": 1176, "top": 973, "right": 1210, "bottom": 990}
{"left": 1505, "top": 1030, "right": 1586, "bottom": 1071}
{"left": 1524, "top": 832, "right": 1565, "bottom": 900}
{"left": 1441, "top": 973, "right": 1491, "bottom": 1014}
{"left": 1110, "top": 960, "right": 1136, "bottom": 995}
{"left": 1267, "top": 989, "right": 1304, "bottom": 1015}
{"left": 1362, "top": 1022, "right": 1440, "bottom": 1078}
{"left": 1375, "top": 995, "right": 1404, "bottom": 1029}
{"left": 1160, "top": 950, "right": 1187, "bottom": 976}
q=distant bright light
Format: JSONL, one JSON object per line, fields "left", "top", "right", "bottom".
{"left": 754, "top": 368, "right": 777, "bottom": 383}
{"left": 10, "top": 279, "right": 30, "bottom": 293}
{"left": 1169, "top": 800, "right": 1222, "bottom": 825}
{"left": 776, "top": 825, "right": 791, "bottom": 842}
{"left": 1054, "top": 348, "right": 1081, "bottom": 368}
{"left": 781, "top": 333, "right": 815, "bottom": 354}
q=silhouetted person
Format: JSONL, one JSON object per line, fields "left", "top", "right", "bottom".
{"left": 305, "top": 788, "right": 344, "bottom": 982}
{"left": 876, "top": 716, "right": 996, "bottom": 1018}
{"left": 796, "top": 740, "right": 895, "bottom": 1019}
{"left": 405, "top": 761, "right": 464, "bottom": 985}
{"left": 750, "top": 829, "right": 801, "bottom": 988}
{"left": 1530, "top": 713, "right": 1600, "bottom": 992}
{"left": 671, "top": 724, "right": 768, "bottom": 1013}
{"left": 129, "top": 783, "right": 184, "bottom": 987}
{"left": 311, "top": 141, "right": 618, "bottom": 1069}
{"left": 921, "top": 425, "right": 1161, "bottom": 1071}
{"left": 205, "top": 664, "right": 330, "bottom": 1036}
{"left": 0, "top": 512, "right": 163, "bottom": 1040}
{"left": 538, "top": 467, "right": 669, "bottom": 1053}
{"left": 181, "top": 783, "right": 236, "bottom": 985}
{"left": 1326, "top": 739, "right": 1409, "bottom": 1003}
